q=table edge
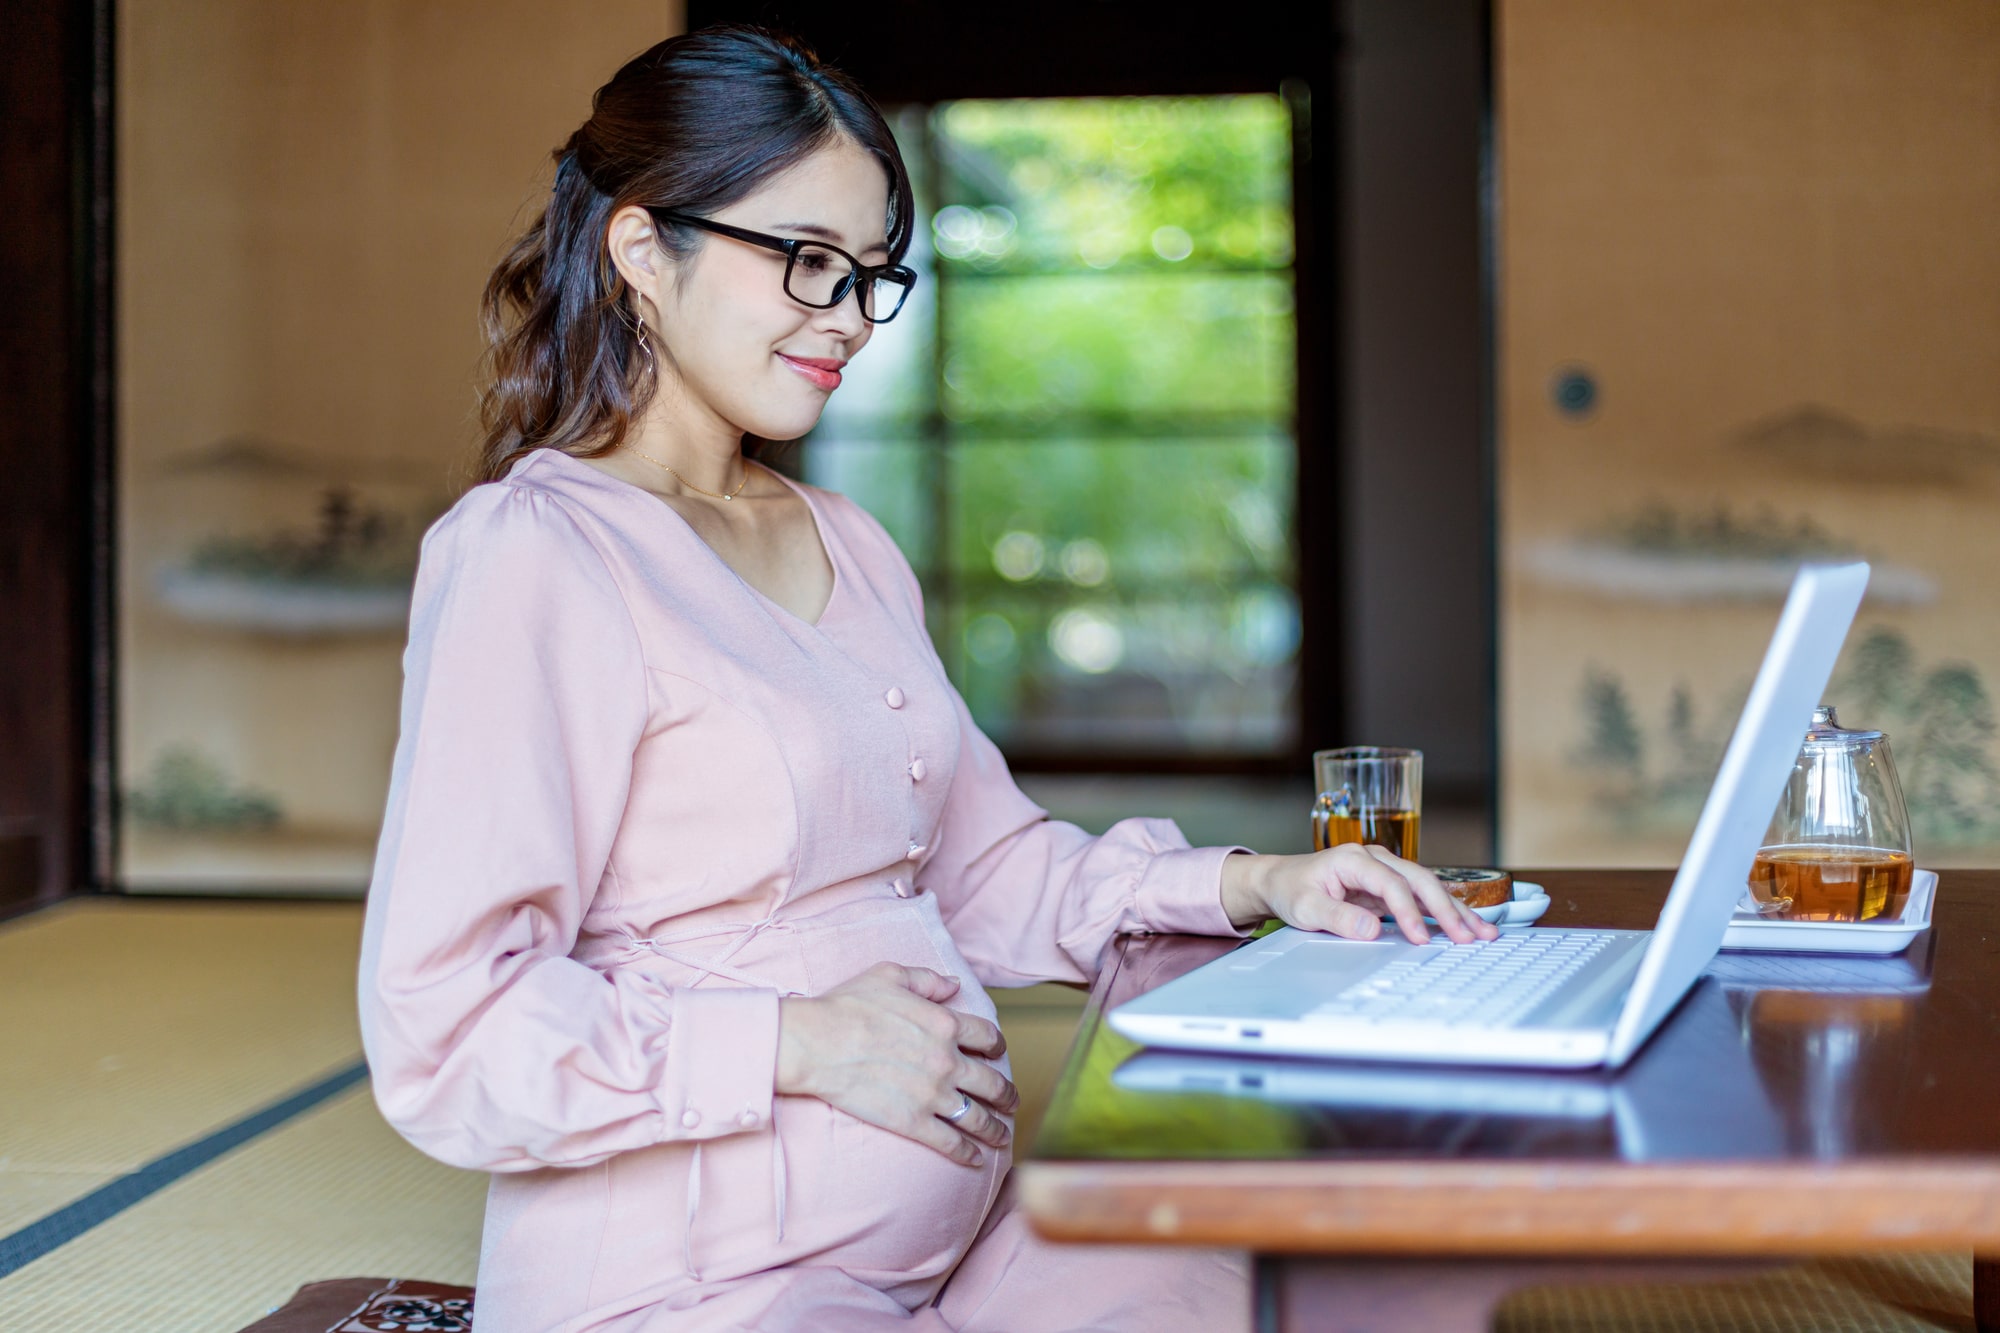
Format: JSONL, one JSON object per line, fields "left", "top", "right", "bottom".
{"left": 1016, "top": 1157, "right": 2000, "bottom": 1254}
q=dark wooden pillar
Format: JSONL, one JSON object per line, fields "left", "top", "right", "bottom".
{"left": 0, "top": 0, "right": 114, "bottom": 912}
{"left": 1337, "top": 0, "right": 1491, "bottom": 805}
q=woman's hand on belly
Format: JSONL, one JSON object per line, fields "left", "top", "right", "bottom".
{"left": 776, "top": 962, "right": 1019, "bottom": 1167}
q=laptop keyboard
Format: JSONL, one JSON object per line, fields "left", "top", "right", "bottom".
{"left": 1305, "top": 932, "right": 1620, "bottom": 1029}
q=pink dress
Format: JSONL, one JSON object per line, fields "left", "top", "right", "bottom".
{"left": 358, "top": 448, "right": 1251, "bottom": 1331}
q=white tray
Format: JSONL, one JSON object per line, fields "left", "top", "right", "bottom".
{"left": 1718, "top": 868, "right": 1936, "bottom": 954}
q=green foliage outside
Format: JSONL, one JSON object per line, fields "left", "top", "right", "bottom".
{"left": 943, "top": 275, "right": 1292, "bottom": 420}
{"left": 806, "top": 95, "right": 1300, "bottom": 752}
{"left": 931, "top": 96, "right": 1293, "bottom": 272}
{"left": 945, "top": 439, "right": 1291, "bottom": 580}
{"left": 941, "top": 438, "right": 1294, "bottom": 737}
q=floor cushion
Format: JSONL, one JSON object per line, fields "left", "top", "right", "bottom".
{"left": 236, "top": 1278, "right": 474, "bottom": 1332}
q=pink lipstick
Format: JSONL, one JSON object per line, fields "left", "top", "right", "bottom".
{"left": 779, "top": 354, "right": 845, "bottom": 391}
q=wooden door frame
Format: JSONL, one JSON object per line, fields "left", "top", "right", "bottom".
{"left": 0, "top": 0, "right": 116, "bottom": 916}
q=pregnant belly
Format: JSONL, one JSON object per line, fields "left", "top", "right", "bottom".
{"left": 784, "top": 893, "right": 1010, "bottom": 1291}
{"left": 587, "top": 892, "right": 1011, "bottom": 1306}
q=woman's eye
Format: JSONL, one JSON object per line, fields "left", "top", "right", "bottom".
{"left": 797, "top": 251, "right": 832, "bottom": 275}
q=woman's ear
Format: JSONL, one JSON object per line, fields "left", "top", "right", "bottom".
{"left": 606, "top": 205, "right": 669, "bottom": 316}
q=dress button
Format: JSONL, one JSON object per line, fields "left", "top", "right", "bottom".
{"left": 908, "top": 758, "right": 927, "bottom": 782}
{"left": 680, "top": 1109, "right": 701, "bottom": 1130}
{"left": 738, "top": 1110, "right": 761, "bottom": 1129}
{"left": 885, "top": 686, "right": 906, "bottom": 709}
{"left": 906, "top": 841, "right": 928, "bottom": 862}
{"left": 892, "top": 877, "right": 913, "bottom": 898}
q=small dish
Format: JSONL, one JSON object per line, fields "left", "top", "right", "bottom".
{"left": 1719, "top": 868, "right": 1936, "bottom": 955}
{"left": 1490, "top": 880, "right": 1552, "bottom": 930}
{"left": 1389, "top": 879, "right": 1551, "bottom": 930}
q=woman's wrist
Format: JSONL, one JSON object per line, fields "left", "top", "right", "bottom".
{"left": 774, "top": 995, "right": 817, "bottom": 1097}
{"left": 1219, "top": 850, "right": 1279, "bottom": 929}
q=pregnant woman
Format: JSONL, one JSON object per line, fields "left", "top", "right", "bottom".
{"left": 358, "top": 25, "right": 1491, "bottom": 1332}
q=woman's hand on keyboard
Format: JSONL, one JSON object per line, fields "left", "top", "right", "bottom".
{"left": 1219, "top": 845, "right": 1501, "bottom": 945}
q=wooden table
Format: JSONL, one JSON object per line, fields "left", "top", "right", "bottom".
{"left": 1019, "top": 870, "right": 2000, "bottom": 1332}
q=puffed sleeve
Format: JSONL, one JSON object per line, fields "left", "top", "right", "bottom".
{"left": 358, "top": 481, "right": 779, "bottom": 1172}
{"left": 830, "top": 494, "right": 1250, "bottom": 989}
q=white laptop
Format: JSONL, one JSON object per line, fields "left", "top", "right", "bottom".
{"left": 1110, "top": 960, "right": 1790, "bottom": 1159}
{"left": 1109, "top": 561, "right": 1871, "bottom": 1070}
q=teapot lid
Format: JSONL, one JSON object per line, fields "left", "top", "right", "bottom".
{"left": 1802, "top": 703, "right": 1884, "bottom": 747}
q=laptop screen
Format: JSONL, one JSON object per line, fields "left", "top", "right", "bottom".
{"left": 1606, "top": 561, "right": 1870, "bottom": 1065}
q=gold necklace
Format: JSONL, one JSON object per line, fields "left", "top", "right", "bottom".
{"left": 626, "top": 446, "right": 749, "bottom": 501}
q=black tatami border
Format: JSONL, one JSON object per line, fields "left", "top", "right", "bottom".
{"left": 0, "top": 1058, "right": 370, "bottom": 1278}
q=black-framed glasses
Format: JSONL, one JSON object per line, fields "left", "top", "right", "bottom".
{"left": 648, "top": 208, "right": 917, "bottom": 324}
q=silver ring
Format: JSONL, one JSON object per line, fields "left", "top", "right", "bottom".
{"left": 943, "top": 1093, "right": 973, "bottom": 1123}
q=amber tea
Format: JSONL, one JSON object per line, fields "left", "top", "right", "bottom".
{"left": 1748, "top": 846, "right": 1914, "bottom": 922}
{"left": 1311, "top": 747, "right": 1423, "bottom": 861}
{"left": 1314, "top": 808, "right": 1421, "bottom": 860}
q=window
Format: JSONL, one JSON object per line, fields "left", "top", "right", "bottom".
{"left": 807, "top": 96, "right": 1301, "bottom": 763}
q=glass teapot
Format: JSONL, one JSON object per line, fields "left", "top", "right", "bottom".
{"left": 1745, "top": 704, "right": 1914, "bottom": 921}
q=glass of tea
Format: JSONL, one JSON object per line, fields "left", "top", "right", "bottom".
{"left": 1312, "top": 747, "right": 1422, "bottom": 860}
{"left": 1747, "top": 704, "right": 1913, "bottom": 922}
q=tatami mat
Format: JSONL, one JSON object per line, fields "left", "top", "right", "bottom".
{"left": 0, "top": 1082, "right": 484, "bottom": 1331}
{"left": 0, "top": 1170, "right": 121, "bottom": 1238}
{"left": 0, "top": 898, "right": 368, "bottom": 1173}
{"left": 1496, "top": 1252, "right": 1974, "bottom": 1331}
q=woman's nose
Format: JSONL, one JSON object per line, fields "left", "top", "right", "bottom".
{"left": 812, "top": 280, "right": 872, "bottom": 338}
{"left": 809, "top": 311, "right": 868, "bottom": 354}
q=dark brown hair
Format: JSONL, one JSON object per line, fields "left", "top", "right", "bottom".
{"left": 474, "top": 26, "right": 914, "bottom": 483}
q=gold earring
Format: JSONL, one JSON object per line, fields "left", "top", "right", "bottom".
{"left": 630, "top": 305, "right": 657, "bottom": 377}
